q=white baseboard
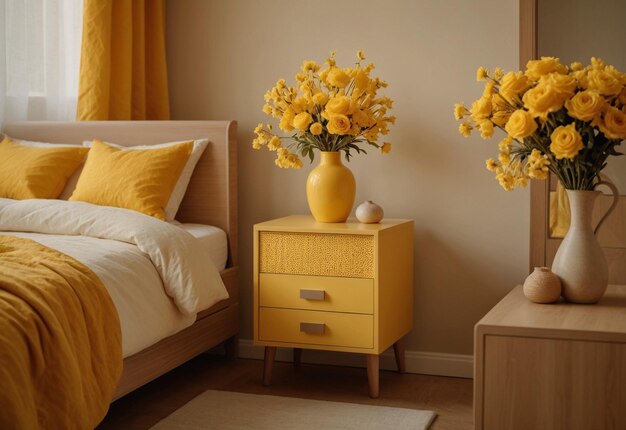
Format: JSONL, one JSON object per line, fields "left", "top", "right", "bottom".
{"left": 234, "top": 339, "right": 473, "bottom": 379}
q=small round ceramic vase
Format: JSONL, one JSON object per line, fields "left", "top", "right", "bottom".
{"left": 523, "top": 267, "right": 562, "bottom": 304}
{"left": 356, "top": 200, "right": 384, "bottom": 223}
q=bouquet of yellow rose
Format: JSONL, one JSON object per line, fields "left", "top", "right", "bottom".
{"left": 253, "top": 50, "right": 395, "bottom": 168}
{"left": 454, "top": 57, "right": 626, "bottom": 191}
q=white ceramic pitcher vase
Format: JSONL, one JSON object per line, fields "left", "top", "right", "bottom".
{"left": 552, "top": 181, "right": 619, "bottom": 304}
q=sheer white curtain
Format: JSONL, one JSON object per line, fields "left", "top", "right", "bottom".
{"left": 0, "top": 0, "right": 83, "bottom": 125}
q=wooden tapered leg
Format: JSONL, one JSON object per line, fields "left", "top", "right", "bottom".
{"left": 293, "top": 348, "right": 302, "bottom": 367}
{"left": 224, "top": 334, "right": 239, "bottom": 360}
{"left": 263, "top": 346, "right": 276, "bottom": 386}
{"left": 393, "top": 337, "right": 406, "bottom": 373}
{"left": 366, "top": 354, "right": 380, "bottom": 398}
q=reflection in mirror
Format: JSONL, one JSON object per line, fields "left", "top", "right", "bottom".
{"left": 539, "top": 0, "right": 626, "bottom": 241}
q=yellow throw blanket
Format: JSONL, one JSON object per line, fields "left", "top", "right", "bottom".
{"left": 0, "top": 235, "right": 122, "bottom": 429}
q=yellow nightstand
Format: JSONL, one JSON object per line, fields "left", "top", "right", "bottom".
{"left": 253, "top": 215, "right": 414, "bottom": 397}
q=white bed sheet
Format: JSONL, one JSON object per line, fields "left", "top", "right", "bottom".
{"left": 177, "top": 223, "right": 228, "bottom": 271}
{"left": 1, "top": 199, "right": 229, "bottom": 359}
{"left": 8, "top": 232, "right": 196, "bottom": 358}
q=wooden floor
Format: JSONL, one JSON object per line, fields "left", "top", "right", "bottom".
{"left": 98, "top": 353, "right": 473, "bottom": 430}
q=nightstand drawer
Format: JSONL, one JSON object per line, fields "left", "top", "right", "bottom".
{"left": 259, "top": 273, "right": 373, "bottom": 314}
{"left": 259, "top": 308, "right": 373, "bottom": 349}
{"left": 259, "top": 231, "right": 374, "bottom": 278}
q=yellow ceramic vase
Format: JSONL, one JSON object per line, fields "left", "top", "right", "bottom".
{"left": 306, "top": 151, "right": 356, "bottom": 223}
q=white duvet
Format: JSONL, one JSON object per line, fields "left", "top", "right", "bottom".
{"left": 0, "top": 198, "right": 229, "bottom": 357}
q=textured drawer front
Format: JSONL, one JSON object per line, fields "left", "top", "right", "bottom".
{"left": 259, "top": 231, "right": 374, "bottom": 278}
{"left": 259, "top": 308, "right": 373, "bottom": 349}
{"left": 259, "top": 273, "right": 373, "bottom": 314}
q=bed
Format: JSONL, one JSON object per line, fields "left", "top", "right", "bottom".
{"left": 0, "top": 120, "right": 239, "bottom": 403}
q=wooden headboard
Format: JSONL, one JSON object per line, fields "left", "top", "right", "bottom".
{"left": 2, "top": 120, "right": 238, "bottom": 267}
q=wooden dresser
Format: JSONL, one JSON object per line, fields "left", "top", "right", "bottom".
{"left": 253, "top": 215, "right": 414, "bottom": 397}
{"left": 474, "top": 285, "right": 626, "bottom": 430}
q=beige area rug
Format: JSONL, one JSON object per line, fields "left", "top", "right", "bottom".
{"left": 150, "top": 390, "right": 436, "bottom": 430}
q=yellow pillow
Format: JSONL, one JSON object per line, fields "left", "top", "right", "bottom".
{"left": 69, "top": 139, "right": 193, "bottom": 219}
{"left": 0, "top": 137, "right": 89, "bottom": 199}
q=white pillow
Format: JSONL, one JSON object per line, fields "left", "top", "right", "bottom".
{"left": 83, "top": 138, "right": 209, "bottom": 221}
{"left": 4, "top": 135, "right": 86, "bottom": 200}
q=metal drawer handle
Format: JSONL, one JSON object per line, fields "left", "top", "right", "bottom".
{"left": 300, "top": 322, "right": 325, "bottom": 334}
{"left": 300, "top": 289, "right": 325, "bottom": 300}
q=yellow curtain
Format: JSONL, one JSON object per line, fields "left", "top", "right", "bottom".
{"left": 76, "top": 0, "right": 170, "bottom": 120}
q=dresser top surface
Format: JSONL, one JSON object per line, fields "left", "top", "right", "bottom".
{"left": 477, "top": 285, "right": 626, "bottom": 341}
{"left": 254, "top": 215, "right": 413, "bottom": 234}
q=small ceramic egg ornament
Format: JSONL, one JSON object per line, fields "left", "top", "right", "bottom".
{"left": 356, "top": 200, "right": 384, "bottom": 223}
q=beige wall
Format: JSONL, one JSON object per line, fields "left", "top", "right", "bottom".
{"left": 167, "top": 0, "right": 524, "bottom": 356}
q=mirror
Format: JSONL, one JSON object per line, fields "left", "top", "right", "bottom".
{"left": 538, "top": 0, "right": 626, "bottom": 243}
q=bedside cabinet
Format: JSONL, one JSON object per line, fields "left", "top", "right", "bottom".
{"left": 474, "top": 285, "right": 626, "bottom": 430}
{"left": 253, "top": 215, "right": 414, "bottom": 397}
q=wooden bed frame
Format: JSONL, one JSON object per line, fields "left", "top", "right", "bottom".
{"left": 2, "top": 120, "right": 239, "bottom": 400}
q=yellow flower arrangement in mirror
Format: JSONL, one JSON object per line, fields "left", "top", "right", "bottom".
{"left": 253, "top": 50, "right": 395, "bottom": 168}
{"left": 455, "top": 57, "right": 626, "bottom": 191}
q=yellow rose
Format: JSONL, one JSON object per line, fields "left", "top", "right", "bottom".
{"left": 539, "top": 72, "right": 577, "bottom": 99}
{"left": 550, "top": 124, "right": 583, "bottom": 159}
{"left": 504, "top": 109, "right": 537, "bottom": 138}
{"left": 599, "top": 106, "right": 626, "bottom": 139}
{"left": 491, "top": 94, "right": 511, "bottom": 127}
{"left": 380, "top": 142, "right": 391, "bottom": 153}
{"left": 291, "top": 97, "right": 309, "bottom": 114}
{"left": 491, "top": 110, "right": 511, "bottom": 128}
{"left": 325, "top": 96, "right": 351, "bottom": 115}
{"left": 479, "top": 120, "right": 494, "bottom": 139}
{"left": 565, "top": 90, "right": 605, "bottom": 121}
{"left": 327, "top": 114, "right": 351, "bottom": 135}
{"left": 309, "top": 122, "right": 323, "bottom": 135}
{"left": 293, "top": 112, "right": 313, "bottom": 131}
{"left": 470, "top": 96, "right": 491, "bottom": 121}
{"left": 586, "top": 66, "right": 625, "bottom": 96}
{"left": 525, "top": 56, "right": 567, "bottom": 81}
{"left": 522, "top": 84, "right": 564, "bottom": 119}
{"left": 312, "top": 92, "right": 329, "bottom": 105}
{"left": 279, "top": 109, "right": 295, "bottom": 132}
{"left": 328, "top": 68, "right": 350, "bottom": 88}
{"left": 492, "top": 93, "right": 508, "bottom": 111}
{"left": 499, "top": 71, "right": 529, "bottom": 104}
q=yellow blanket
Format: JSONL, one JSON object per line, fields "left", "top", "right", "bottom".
{"left": 0, "top": 235, "right": 122, "bottom": 429}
